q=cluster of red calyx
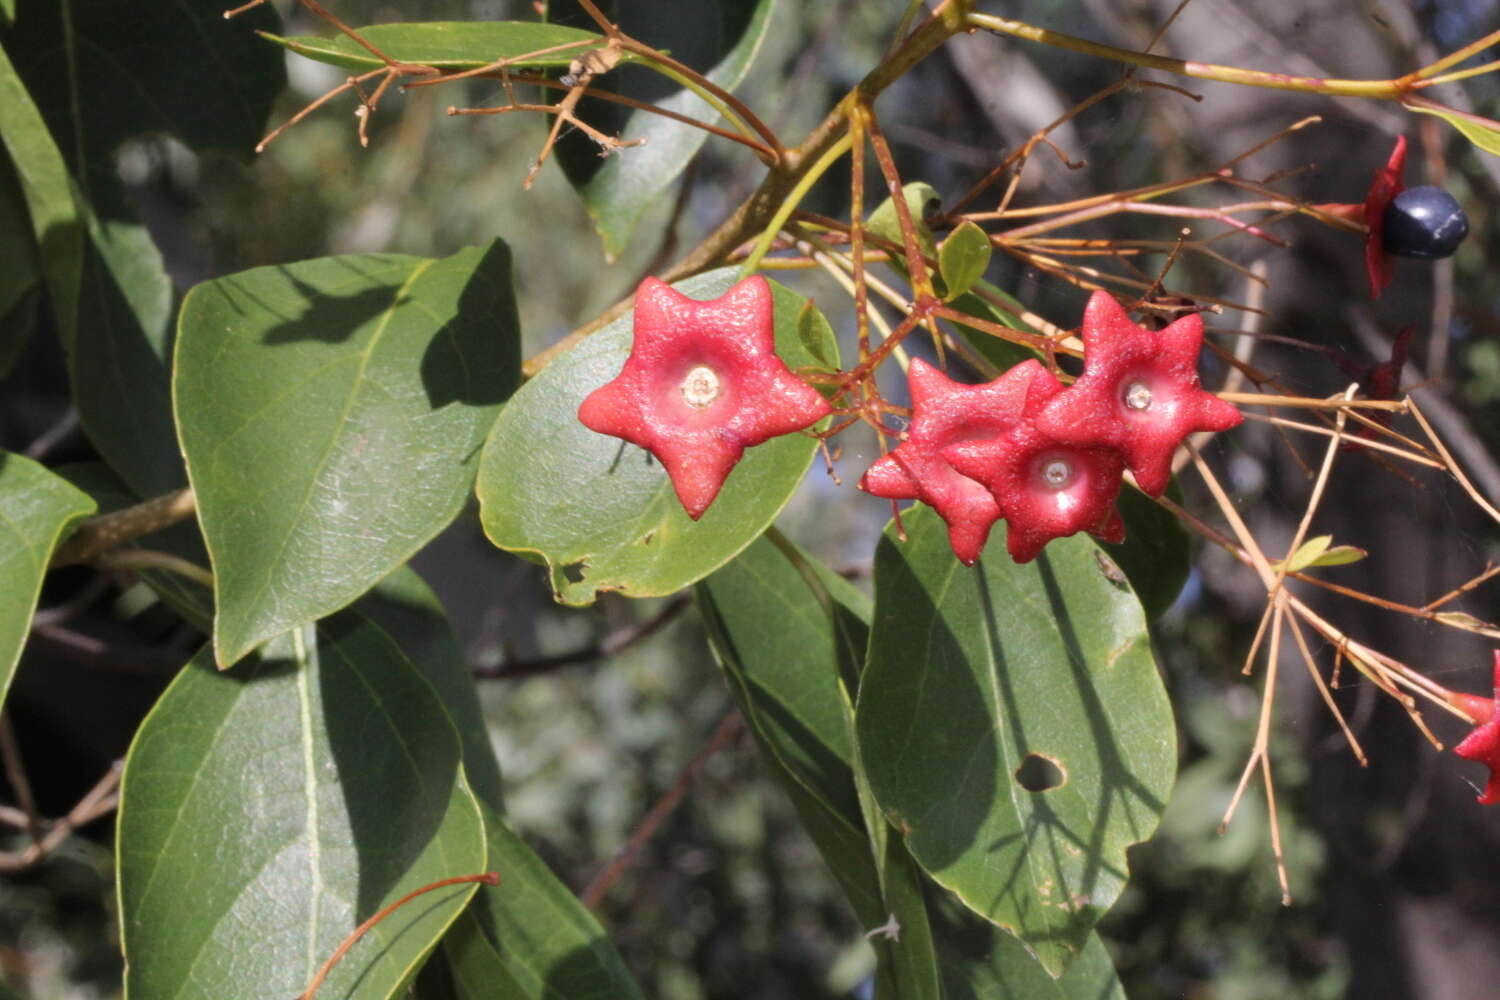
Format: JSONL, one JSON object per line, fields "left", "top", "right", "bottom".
{"left": 578, "top": 275, "right": 831, "bottom": 519}
{"left": 862, "top": 291, "right": 1242, "bottom": 564}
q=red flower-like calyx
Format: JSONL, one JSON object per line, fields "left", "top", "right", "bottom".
{"left": 1453, "top": 650, "right": 1500, "bottom": 805}
{"left": 1362, "top": 135, "right": 1407, "bottom": 299}
{"left": 1035, "top": 291, "right": 1242, "bottom": 497}
{"left": 942, "top": 361, "right": 1127, "bottom": 564}
{"left": 860, "top": 358, "right": 1040, "bottom": 565}
{"left": 578, "top": 275, "right": 831, "bottom": 519}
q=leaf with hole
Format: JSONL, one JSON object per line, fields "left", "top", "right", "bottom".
{"left": 176, "top": 241, "right": 522, "bottom": 666}
{"left": 477, "top": 269, "right": 836, "bottom": 606}
{"left": 0, "top": 452, "right": 96, "bottom": 716}
{"left": 117, "top": 618, "right": 486, "bottom": 1000}
{"left": 266, "top": 21, "right": 612, "bottom": 74}
{"left": 855, "top": 505, "right": 1175, "bottom": 977}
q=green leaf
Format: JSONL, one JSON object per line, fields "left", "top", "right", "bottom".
{"left": 267, "top": 21, "right": 610, "bottom": 73}
{"left": 5, "top": 0, "right": 285, "bottom": 183}
{"left": 1273, "top": 534, "right": 1331, "bottom": 573}
{"left": 697, "top": 535, "right": 876, "bottom": 907}
{"left": 1271, "top": 534, "right": 1366, "bottom": 572}
{"left": 868, "top": 181, "right": 940, "bottom": 262}
{"left": 5, "top": 0, "right": 286, "bottom": 496}
{"left": 176, "top": 242, "right": 522, "bottom": 666}
{"left": 931, "top": 892, "right": 1126, "bottom": 999}
{"left": 0, "top": 151, "right": 38, "bottom": 325}
{"left": 0, "top": 452, "right": 96, "bottom": 714}
{"left": 939, "top": 221, "right": 992, "bottom": 302}
{"left": 477, "top": 268, "right": 836, "bottom": 606}
{"left": 444, "top": 800, "right": 646, "bottom": 1000}
{"left": 357, "top": 567, "right": 507, "bottom": 816}
{"left": 0, "top": 40, "right": 81, "bottom": 342}
{"left": 855, "top": 505, "right": 1175, "bottom": 977}
{"left": 1405, "top": 98, "right": 1500, "bottom": 157}
{"left": 117, "top": 619, "right": 486, "bottom": 1000}
{"left": 943, "top": 277, "right": 1042, "bottom": 374}
{"left": 576, "top": 0, "right": 777, "bottom": 259}
{"left": 1100, "top": 482, "right": 1190, "bottom": 620}
{"left": 697, "top": 534, "right": 941, "bottom": 999}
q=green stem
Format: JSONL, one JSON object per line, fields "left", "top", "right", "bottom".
{"left": 739, "top": 132, "right": 853, "bottom": 276}
{"left": 1417, "top": 57, "right": 1500, "bottom": 88}
{"left": 1413, "top": 26, "right": 1500, "bottom": 80}
{"left": 968, "top": 12, "right": 1405, "bottom": 97}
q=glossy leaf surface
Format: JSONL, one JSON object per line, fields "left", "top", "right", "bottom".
{"left": 0, "top": 452, "right": 95, "bottom": 713}
{"left": 117, "top": 619, "right": 486, "bottom": 1000}
{"left": 269, "top": 21, "right": 609, "bottom": 73}
{"left": 477, "top": 269, "right": 835, "bottom": 605}
{"left": 856, "top": 505, "right": 1175, "bottom": 976}
{"left": 176, "top": 242, "right": 521, "bottom": 665}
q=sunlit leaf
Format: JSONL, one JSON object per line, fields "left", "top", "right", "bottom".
{"left": 939, "top": 221, "right": 993, "bottom": 302}
{"left": 176, "top": 242, "right": 521, "bottom": 666}
{"left": 855, "top": 506, "right": 1175, "bottom": 976}
{"left": 1405, "top": 97, "right": 1500, "bottom": 157}
{"left": 477, "top": 269, "right": 836, "bottom": 606}
{"left": 0, "top": 452, "right": 95, "bottom": 715}
{"left": 266, "top": 21, "right": 610, "bottom": 74}
{"left": 118, "top": 619, "right": 486, "bottom": 1000}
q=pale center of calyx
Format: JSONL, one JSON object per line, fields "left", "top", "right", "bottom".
{"left": 680, "top": 365, "right": 722, "bottom": 409}
{"left": 1124, "top": 379, "right": 1153, "bottom": 411}
{"left": 1041, "top": 458, "right": 1073, "bottom": 489}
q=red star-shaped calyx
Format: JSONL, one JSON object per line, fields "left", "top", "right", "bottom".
{"left": 1362, "top": 135, "right": 1407, "bottom": 299}
{"left": 1453, "top": 651, "right": 1500, "bottom": 805}
{"left": 941, "top": 363, "right": 1127, "bottom": 564}
{"left": 1034, "top": 291, "right": 1242, "bottom": 497}
{"left": 578, "top": 275, "right": 831, "bottom": 519}
{"left": 860, "top": 358, "right": 1048, "bottom": 565}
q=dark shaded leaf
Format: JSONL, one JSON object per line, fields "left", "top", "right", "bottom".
{"left": 444, "top": 801, "right": 647, "bottom": 1000}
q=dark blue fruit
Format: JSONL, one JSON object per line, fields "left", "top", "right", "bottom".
{"left": 1382, "top": 185, "right": 1469, "bottom": 260}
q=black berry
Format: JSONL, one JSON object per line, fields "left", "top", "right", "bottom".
{"left": 1382, "top": 185, "right": 1469, "bottom": 260}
